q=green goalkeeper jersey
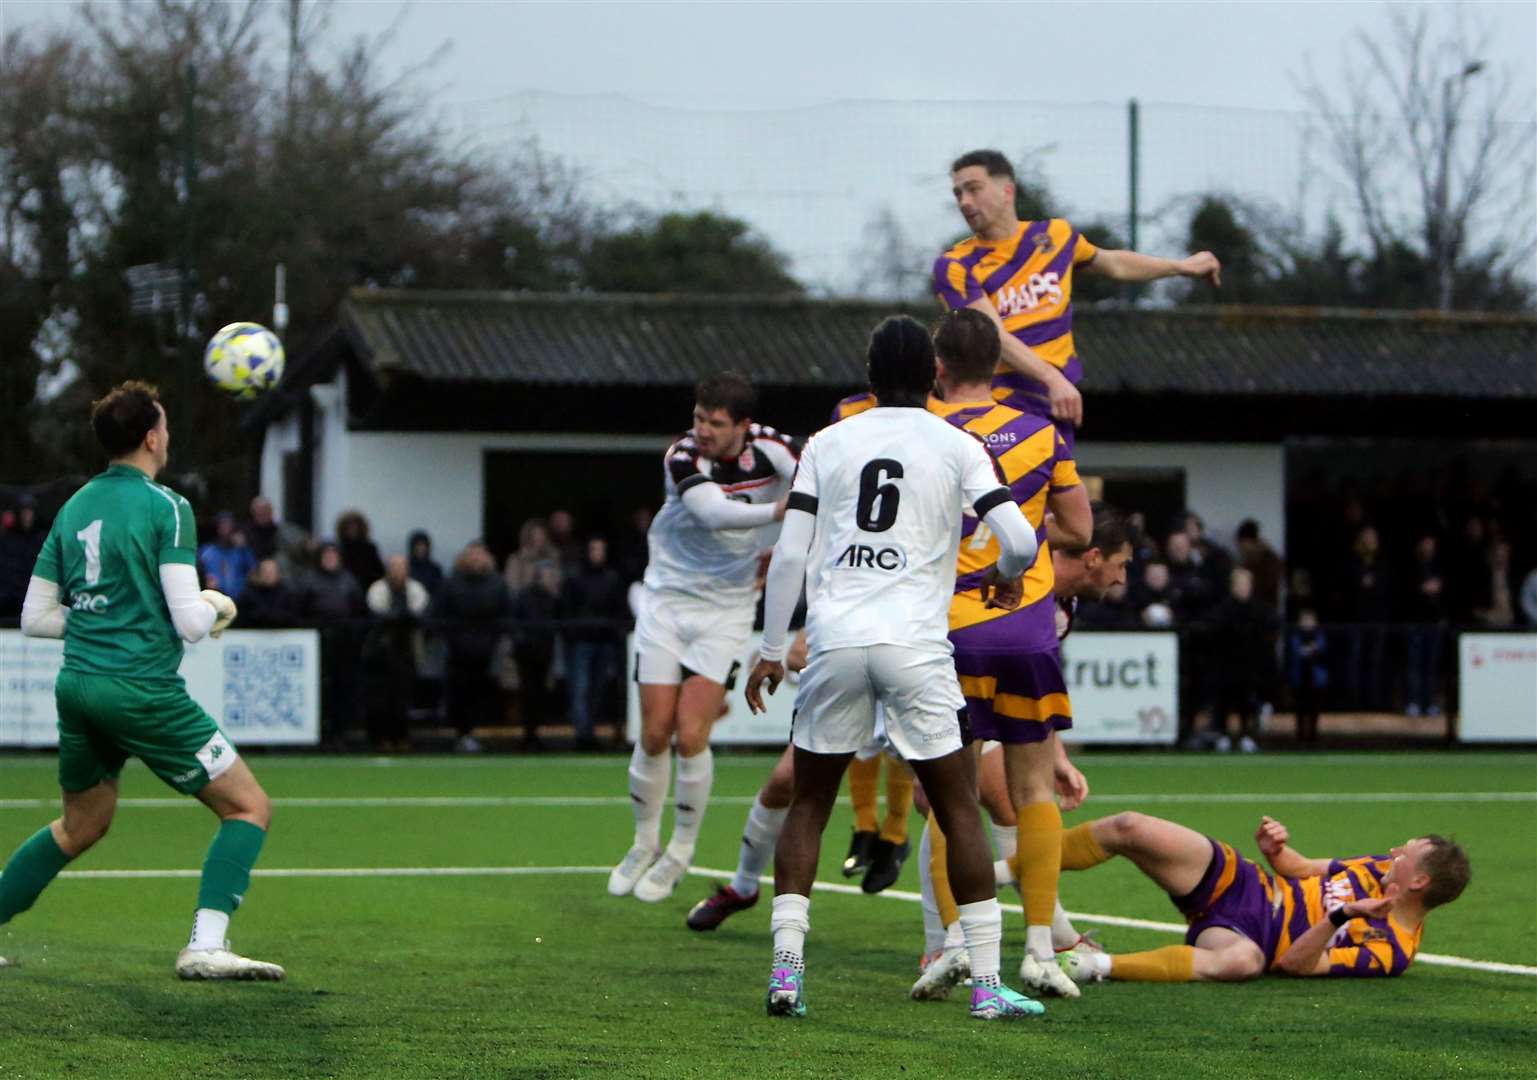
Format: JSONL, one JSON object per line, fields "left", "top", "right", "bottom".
{"left": 32, "top": 464, "right": 199, "bottom": 682}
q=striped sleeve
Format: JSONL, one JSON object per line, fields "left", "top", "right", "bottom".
{"left": 933, "top": 254, "right": 984, "bottom": 309}
{"left": 1328, "top": 935, "right": 1411, "bottom": 978}
{"left": 1071, "top": 228, "right": 1099, "bottom": 266}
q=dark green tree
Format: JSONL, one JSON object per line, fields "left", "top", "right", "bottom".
{"left": 584, "top": 211, "right": 800, "bottom": 294}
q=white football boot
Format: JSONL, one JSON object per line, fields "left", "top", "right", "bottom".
{"left": 607, "top": 845, "right": 661, "bottom": 897}
{"left": 632, "top": 851, "right": 689, "bottom": 902}
{"left": 1019, "top": 951, "right": 1081, "bottom": 998}
{"left": 1060, "top": 951, "right": 1110, "bottom": 987}
{"left": 176, "top": 944, "right": 285, "bottom": 981}
{"left": 909, "top": 946, "right": 971, "bottom": 1001}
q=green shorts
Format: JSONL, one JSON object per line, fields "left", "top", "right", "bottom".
{"left": 54, "top": 669, "right": 239, "bottom": 796}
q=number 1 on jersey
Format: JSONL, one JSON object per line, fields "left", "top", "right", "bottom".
{"left": 76, "top": 519, "right": 103, "bottom": 585}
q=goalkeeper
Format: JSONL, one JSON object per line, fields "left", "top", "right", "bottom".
{"left": 1, "top": 381, "right": 284, "bottom": 981}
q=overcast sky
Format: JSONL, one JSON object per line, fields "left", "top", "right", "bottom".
{"left": 7, "top": 1, "right": 1534, "bottom": 293}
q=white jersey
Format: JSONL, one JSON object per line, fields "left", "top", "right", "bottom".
{"left": 644, "top": 423, "right": 800, "bottom": 602}
{"left": 789, "top": 406, "right": 1010, "bottom": 656}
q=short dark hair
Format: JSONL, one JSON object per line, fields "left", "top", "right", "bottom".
{"left": 951, "top": 149, "right": 1017, "bottom": 185}
{"left": 90, "top": 381, "right": 162, "bottom": 459}
{"left": 867, "top": 316, "right": 935, "bottom": 405}
{"left": 1419, "top": 835, "right": 1471, "bottom": 910}
{"left": 695, "top": 371, "right": 757, "bottom": 423}
{"left": 1060, "top": 501, "right": 1134, "bottom": 558}
{"left": 1237, "top": 519, "right": 1260, "bottom": 541}
{"left": 932, "top": 308, "right": 1000, "bottom": 384}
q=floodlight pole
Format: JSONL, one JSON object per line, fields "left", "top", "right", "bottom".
{"left": 1127, "top": 97, "right": 1140, "bottom": 304}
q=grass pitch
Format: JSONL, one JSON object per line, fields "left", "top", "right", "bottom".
{"left": 2, "top": 749, "right": 1534, "bottom": 1079}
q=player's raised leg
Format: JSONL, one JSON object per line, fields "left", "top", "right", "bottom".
{"left": 177, "top": 758, "right": 284, "bottom": 980}
{"left": 687, "top": 744, "right": 793, "bottom": 930}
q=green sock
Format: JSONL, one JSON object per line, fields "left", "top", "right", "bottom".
{"left": 0, "top": 826, "right": 73, "bottom": 924}
{"left": 197, "top": 820, "right": 266, "bottom": 914}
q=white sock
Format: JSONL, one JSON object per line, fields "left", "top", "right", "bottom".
{"left": 918, "top": 823, "right": 946, "bottom": 955}
{"left": 1052, "top": 898, "right": 1081, "bottom": 950}
{"left": 628, "top": 744, "right": 671, "bottom": 852}
{"left": 771, "top": 893, "right": 811, "bottom": 971}
{"left": 991, "top": 823, "right": 1020, "bottom": 890}
{"left": 732, "top": 794, "right": 788, "bottom": 897}
{"left": 1027, "top": 924, "right": 1054, "bottom": 962}
{"left": 958, "top": 898, "right": 1003, "bottom": 988}
{"left": 943, "top": 920, "right": 965, "bottom": 951}
{"left": 188, "top": 908, "right": 230, "bottom": 952}
{"left": 1086, "top": 952, "right": 1112, "bottom": 979}
{"left": 668, "top": 747, "right": 713, "bottom": 864}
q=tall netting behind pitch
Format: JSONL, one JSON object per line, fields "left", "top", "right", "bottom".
{"left": 449, "top": 91, "right": 1323, "bottom": 298}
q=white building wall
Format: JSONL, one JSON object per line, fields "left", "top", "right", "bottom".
{"left": 258, "top": 411, "right": 299, "bottom": 504}
{"left": 1075, "top": 442, "right": 1285, "bottom": 554}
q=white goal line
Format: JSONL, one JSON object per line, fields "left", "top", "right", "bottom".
{"left": 39, "top": 862, "right": 1534, "bottom": 978}
{"left": 3, "top": 791, "right": 1533, "bottom": 811}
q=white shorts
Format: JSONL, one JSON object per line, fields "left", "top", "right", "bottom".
{"left": 853, "top": 706, "right": 892, "bottom": 761}
{"left": 792, "top": 645, "right": 967, "bottom": 763}
{"left": 633, "top": 588, "right": 753, "bottom": 687}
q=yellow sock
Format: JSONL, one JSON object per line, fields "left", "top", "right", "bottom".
{"left": 848, "top": 756, "right": 880, "bottom": 834}
{"left": 1110, "top": 945, "right": 1196, "bottom": 982}
{"left": 1060, "top": 821, "right": 1112, "bottom": 871}
{"left": 928, "top": 811, "right": 960, "bottom": 930}
{"left": 1012, "top": 801, "right": 1062, "bottom": 927}
{"left": 879, "top": 754, "right": 913, "bottom": 844}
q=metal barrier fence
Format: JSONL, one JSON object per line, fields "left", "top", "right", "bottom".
{"left": 3, "top": 618, "right": 1533, "bottom": 749}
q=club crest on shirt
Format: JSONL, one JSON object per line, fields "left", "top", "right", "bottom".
{"left": 738, "top": 446, "right": 756, "bottom": 473}
{"left": 1033, "top": 230, "right": 1056, "bottom": 256}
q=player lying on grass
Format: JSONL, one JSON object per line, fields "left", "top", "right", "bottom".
{"left": 2, "top": 381, "right": 282, "bottom": 981}
{"left": 1057, "top": 812, "right": 1469, "bottom": 984}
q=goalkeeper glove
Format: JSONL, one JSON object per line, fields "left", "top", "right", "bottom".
{"left": 200, "top": 589, "right": 238, "bottom": 637}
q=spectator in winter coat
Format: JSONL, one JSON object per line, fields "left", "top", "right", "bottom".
{"left": 240, "top": 558, "right": 301, "bottom": 627}
{"left": 510, "top": 560, "right": 563, "bottom": 751}
{"left": 197, "top": 511, "right": 257, "bottom": 601}
{"left": 431, "top": 542, "right": 512, "bottom": 753}
{"left": 363, "top": 555, "right": 430, "bottom": 751}
{"left": 335, "top": 509, "right": 385, "bottom": 591}
{"left": 407, "top": 529, "right": 445, "bottom": 597}
{"left": 1286, "top": 609, "right": 1329, "bottom": 746}
{"left": 0, "top": 494, "right": 47, "bottom": 617}
{"left": 559, "top": 537, "right": 630, "bottom": 749}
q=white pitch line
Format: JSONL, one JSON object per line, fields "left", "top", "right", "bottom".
{"left": 29, "top": 862, "right": 1535, "bottom": 978}
{"left": 3, "top": 791, "right": 1534, "bottom": 811}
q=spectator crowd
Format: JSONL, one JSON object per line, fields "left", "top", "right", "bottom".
{"left": 1073, "top": 462, "right": 1537, "bottom": 748}
{"left": 3, "top": 460, "right": 1534, "bottom": 753}
{"left": 0, "top": 492, "right": 646, "bottom": 754}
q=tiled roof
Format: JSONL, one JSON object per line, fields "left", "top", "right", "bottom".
{"left": 338, "top": 289, "right": 1537, "bottom": 400}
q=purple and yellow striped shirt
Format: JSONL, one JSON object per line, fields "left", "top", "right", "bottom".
{"left": 932, "top": 219, "right": 1099, "bottom": 408}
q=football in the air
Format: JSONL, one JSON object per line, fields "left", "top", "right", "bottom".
{"left": 203, "top": 321, "right": 285, "bottom": 398}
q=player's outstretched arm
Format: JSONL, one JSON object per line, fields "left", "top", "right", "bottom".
{"left": 679, "top": 481, "right": 781, "bottom": 532}
{"left": 1255, "top": 816, "right": 1332, "bottom": 879}
{"left": 159, "top": 563, "right": 219, "bottom": 643}
{"left": 19, "top": 576, "right": 69, "bottom": 638}
{"left": 1089, "top": 249, "right": 1221, "bottom": 287}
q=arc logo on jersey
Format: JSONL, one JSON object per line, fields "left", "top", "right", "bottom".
{"left": 995, "top": 273, "right": 1063, "bottom": 317}
{"left": 70, "top": 592, "right": 110, "bottom": 613}
{"left": 834, "top": 543, "right": 908, "bottom": 572}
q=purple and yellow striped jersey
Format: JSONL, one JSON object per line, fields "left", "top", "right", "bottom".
{"left": 1200, "top": 846, "right": 1423, "bottom": 976}
{"left": 931, "top": 399, "right": 1079, "bottom": 651}
{"left": 932, "top": 220, "right": 1099, "bottom": 406}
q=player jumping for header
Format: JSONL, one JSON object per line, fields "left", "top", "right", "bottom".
{"left": 936, "top": 148, "right": 1220, "bottom": 442}
{"left": 1058, "top": 812, "right": 1469, "bottom": 984}
{"left": 3, "top": 382, "right": 282, "bottom": 980}
{"left": 608, "top": 372, "right": 797, "bottom": 903}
